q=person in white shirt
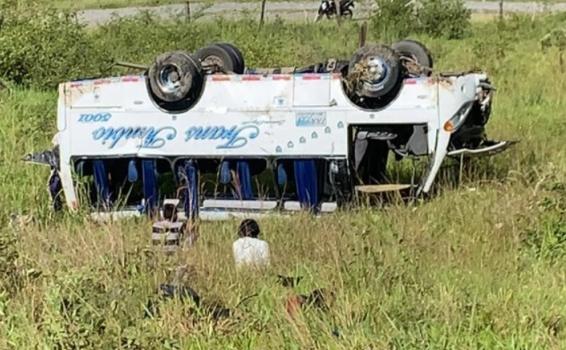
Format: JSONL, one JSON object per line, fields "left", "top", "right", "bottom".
{"left": 232, "top": 219, "right": 270, "bottom": 268}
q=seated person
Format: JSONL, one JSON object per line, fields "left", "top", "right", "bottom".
{"left": 162, "top": 202, "right": 178, "bottom": 222}
{"left": 232, "top": 219, "right": 270, "bottom": 268}
{"left": 152, "top": 200, "right": 184, "bottom": 246}
{"left": 153, "top": 200, "right": 182, "bottom": 228}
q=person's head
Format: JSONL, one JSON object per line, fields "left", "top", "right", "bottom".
{"left": 238, "top": 219, "right": 260, "bottom": 238}
{"left": 163, "top": 203, "right": 177, "bottom": 222}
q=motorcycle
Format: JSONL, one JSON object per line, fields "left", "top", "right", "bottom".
{"left": 315, "top": 0, "right": 355, "bottom": 22}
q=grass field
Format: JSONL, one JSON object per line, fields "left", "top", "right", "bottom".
{"left": 0, "top": 10, "right": 565, "bottom": 349}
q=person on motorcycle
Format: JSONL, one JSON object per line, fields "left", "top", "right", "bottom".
{"left": 315, "top": 0, "right": 354, "bottom": 22}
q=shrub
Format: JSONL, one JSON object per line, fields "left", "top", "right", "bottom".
{"left": 372, "top": 0, "right": 470, "bottom": 40}
{"left": 0, "top": 0, "right": 110, "bottom": 88}
{"left": 418, "top": 0, "right": 471, "bottom": 39}
{"left": 372, "top": 0, "right": 416, "bottom": 41}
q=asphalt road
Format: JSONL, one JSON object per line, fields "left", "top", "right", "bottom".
{"left": 78, "top": 1, "right": 566, "bottom": 26}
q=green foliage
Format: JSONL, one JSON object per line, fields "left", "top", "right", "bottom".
{"left": 523, "top": 184, "right": 566, "bottom": 263}
{"left": 0, "top": 229, "right": 20, "bottom": 294}
{"left": 371, "top": 0, "right": 416, "bottom": 41}
{"left": 43, "top": 272, "right": 110, "bottom": 349}
{"left": 372, "top": 0, "right": 470, "bottom": 40}
{"left": 0, "top": 0, "right": 110, "bottom": 88}
{"left": 38, "top": 248, "right": 172, "bottom": 349}
{"left": 541, "top": 28, "right": 566, "bottom": 51}
{"left": 541, "top": 27, "right": 566, "bottom": 70}
{"left": 0, "top": 90, "right": 56, "bottom": 221}
{"left": 418, "top": 0, "right": 470, "bottom": 39}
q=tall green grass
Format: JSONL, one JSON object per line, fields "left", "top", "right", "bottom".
{"left": 0, "top": 13, "right": 564, "bottom": 349}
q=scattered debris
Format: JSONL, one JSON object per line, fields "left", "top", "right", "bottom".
{"left": 159, "top": 283, "right": 201, "bottom": 304}
{"left": 9, "top": 214, "right": 34, "bottom": 229}
{"left": 147, "top": 264, "right": 258, "bottom": 322}
{"left": 277, "top": 274, "right": 303, "bottom": 288}
{"left": 285, "top": 288, "right": 333, "bottom": 317}
{"left": 147, "top": 283, "right": 231, "bottom": 320}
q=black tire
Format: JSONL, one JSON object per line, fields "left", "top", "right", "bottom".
{"left": 195, "top": 44, "right": 240, "bottom": 74}
{"left": 147, "top": 52, "right": 204, "bottom": 111}
{"left": 216, "top": 43, "right": 245, "bottom": 74}
{"left": 148, "top": 51, "right": 203, "bottom": 104}
{"left": 347, "top": 44, "right": 402, "bottom": 99}
{"left": 391, "top": 39, "right": 433, "bottom": 75}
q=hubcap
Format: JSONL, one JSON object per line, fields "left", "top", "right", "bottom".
{"left": 158, "top": 64, "right": 182, "bottom": 94}
{"left": 362, "top": 56, "right": 389, "bottom": 92}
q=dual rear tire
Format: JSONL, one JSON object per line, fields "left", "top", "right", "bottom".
{"left": 194, "top": 43, "right": 245, "bottom": 74}
{"left": 148, "top": 51, "right": 203, "bottom": 109}
{"left": 391, "top": 39, "right": 434, "bottom": 76}
{"left": 148, "top": 43, "right": 245, "bottom": 111}
{"left": 344, "top": 40, "right": 433, "bottom": 109}
{"left": 147, "top": 40, "right": 434, "bottom": 111}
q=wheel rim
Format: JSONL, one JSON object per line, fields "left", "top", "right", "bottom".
{"left": 360, "top": 56, "right": 389, "bottom": 93}
{"left": 157, "top": 63, "right": 183, "bottom": 95}
{"left": 202, "top": 55, "right": 225, "bottom": 70}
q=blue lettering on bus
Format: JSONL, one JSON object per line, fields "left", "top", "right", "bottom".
{"left": 92, "top": 126, "right": 177, "bottom": 149}
{"left": 91, "top": 124, "right": 260, "bottom": 149}
{"left": 78, "top": 113, "right": 112, "bottom": 123}
{"left": 185, "top": 125, "right": 260, "bottom": 149}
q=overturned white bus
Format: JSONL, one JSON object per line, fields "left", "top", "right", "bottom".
{"left": 25, "top": 41, "right": 512, "bottom": 220}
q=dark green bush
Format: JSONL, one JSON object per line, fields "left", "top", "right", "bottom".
{"left": 418, "top": 0, "right": 471, "bottom": 39}
{"left": 372, "top": 0, "right": 470, "bottom": 40}
{"left": 0, "top": 0, "right": 110, "bottom": 88}
{"left": 372, "top": 0, "right": 416, "bottom": 41}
